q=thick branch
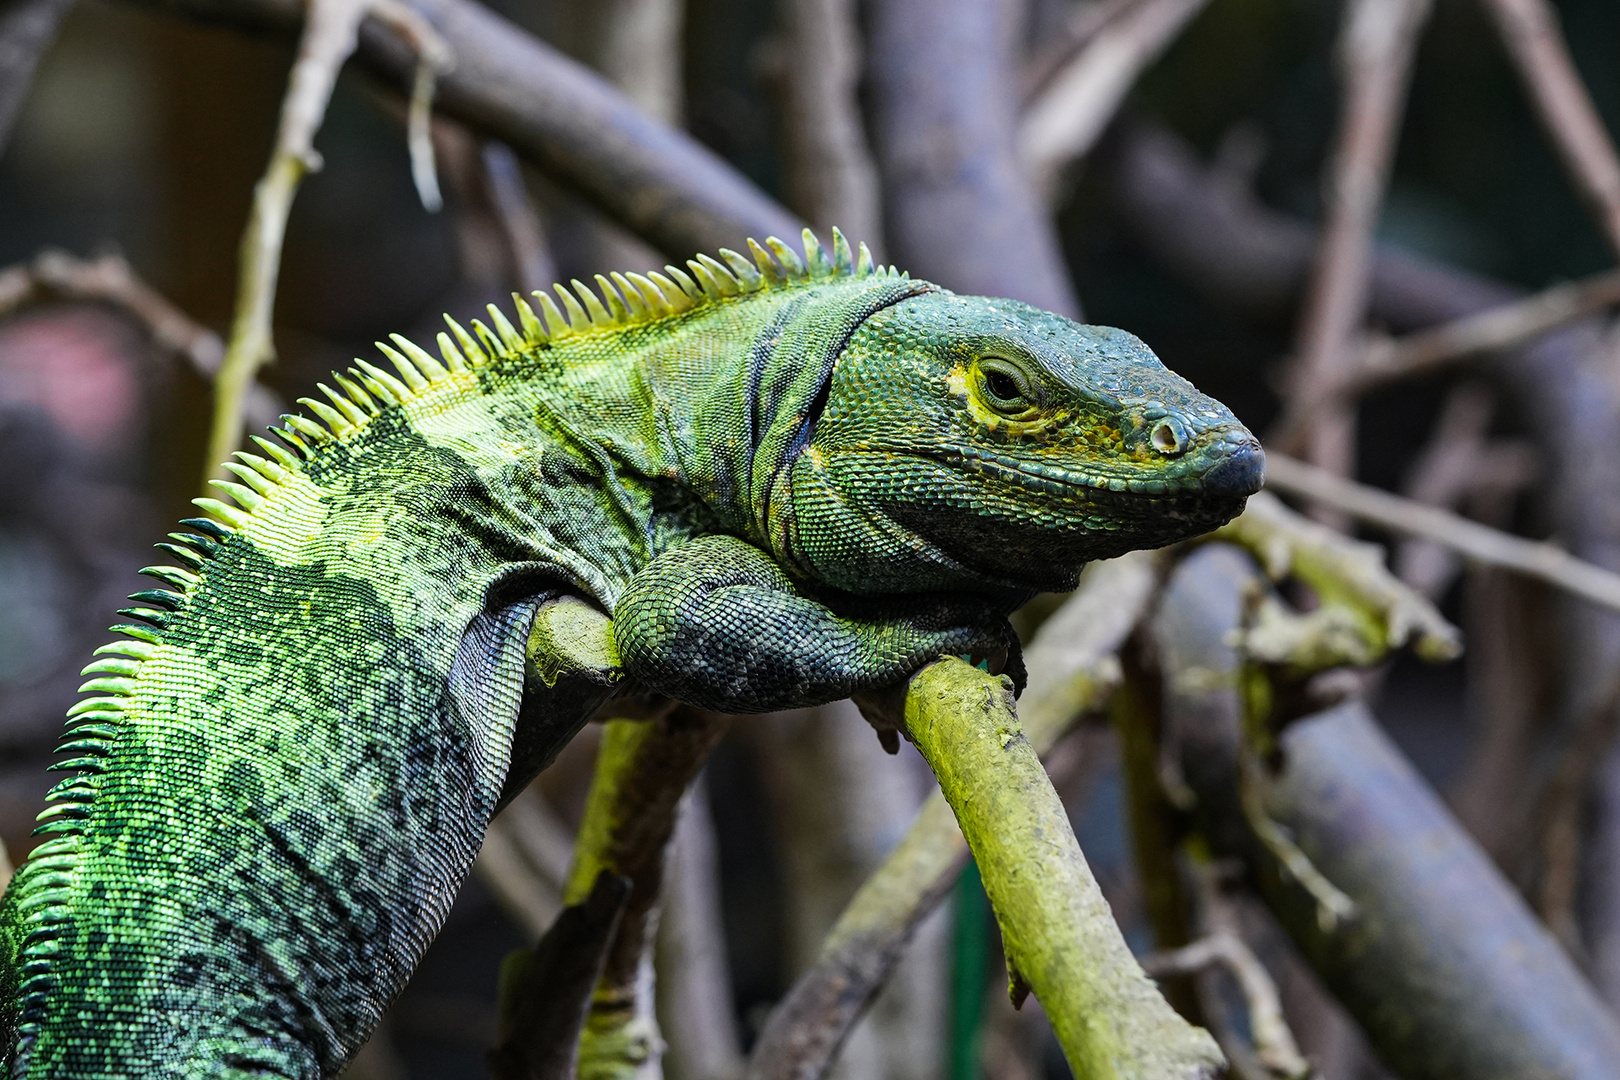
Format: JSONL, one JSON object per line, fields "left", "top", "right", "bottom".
{"left": 904, "top": 658, "right": 1222, "bottom": 1080}
{"left": 864, "top": 0, "right": 1079, "bottom": 317}
{"left": 1157, "top": 545, "right": 1620, "bottom": 1080}
{"left": 123, "top": 0, "right": 802, "bottom": 260}
{"left": 776, "top": 0, "right": 882, "bottom": 253}
{"left": 745, "top": 552, "right": 1160, "bottom": 1080}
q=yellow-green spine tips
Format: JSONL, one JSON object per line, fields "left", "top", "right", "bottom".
{"left": 512, "top": 293, "right": 547, "bottom": 342}
{"left": 444, "top": 315, "right": 490, "bottom": 365}
{"left": 555, "top": 284, "right": 592, "bottom": 330}
{"left": 574, "top": 279, "right": 614, "bottom": 325}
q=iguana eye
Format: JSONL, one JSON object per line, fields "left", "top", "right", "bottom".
{"left": 977, "top": 359, "right": 1037, "bottom": 415}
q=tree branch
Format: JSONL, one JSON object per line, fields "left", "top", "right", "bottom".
{"left": 1284, "top": 0, "right": 1431, "bottom": 475}
{"left": 776, "top": 0, "right": 883, "bottom": 254}
{"left": 1260, "top": 455, "right": 1620, "bottom": 617}
{"left": 1157, "top": 545, "right": 1620, "bottom": 1080}
{"left": 745, "top": 552, "right": 1160, "bottom": 1080}
{"left": 865, "top": 0, "right": 1079, "bottom": 317}
{"left": 1019, "top": 0, "right": 1210, "bottom": 199}
{"left": 203, "top": 0, "right": 372, "bottom": 486}
{"left": 903, "top": 658, "right": 1223, "bottom": 1080}
{"left": 1273, "top": 265, "right": 1620, "bottom": 447}
{"left": 123, "top": 0, "right": 802, "bottom": 260}
{"left": 1478, "top": 0, "right": 1620, "bottom": 259}
{"left": 0, "top": 248, "right": 283, "bottom": 427}
{"left": 564, "top": 708, "right": 732, "bottom": 1080}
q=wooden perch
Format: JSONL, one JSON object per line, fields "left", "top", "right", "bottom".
{"left": 904, "top": 657, "right": 1223, "bottom": 1080}
{"left": 746, "top": 552, "right": 1161, "bottom": 1080}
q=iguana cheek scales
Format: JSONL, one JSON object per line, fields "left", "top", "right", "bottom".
{"left": 0, "top": 228, "right": 1260, "bottom": 1076}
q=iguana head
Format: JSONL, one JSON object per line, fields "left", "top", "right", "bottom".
{"left": 785, "top": 290, "right": 1263, "bottom": 595}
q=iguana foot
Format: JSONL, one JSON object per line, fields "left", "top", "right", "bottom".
{"left": 613, "top": 533, "right": 1022, "bottom": 713}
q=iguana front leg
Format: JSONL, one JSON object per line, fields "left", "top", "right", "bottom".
{"left": 613, "top": 533, "right": 1024, "bottom": 713}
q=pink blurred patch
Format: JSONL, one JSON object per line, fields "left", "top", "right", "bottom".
{"left": 0, "top": 308, "right": 143, "bottom": 456}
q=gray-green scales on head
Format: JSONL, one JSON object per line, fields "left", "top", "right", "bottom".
{"left": 0, "top": 228, "right": 1261, "bottom": 1078}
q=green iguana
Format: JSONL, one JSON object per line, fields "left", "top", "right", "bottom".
{"left": 0, "top": 229, "right": 1262, "bottom": 1078}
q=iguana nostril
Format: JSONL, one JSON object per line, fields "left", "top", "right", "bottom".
{"left": 1150, "top": 418, "right": 1188, "bottom": 456}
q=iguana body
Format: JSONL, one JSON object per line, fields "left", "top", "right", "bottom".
{"left": 0, "top": 230, "right": 1261, "bottom": 1078}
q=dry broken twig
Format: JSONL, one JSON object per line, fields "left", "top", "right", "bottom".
{"left": 1018, "top": 0, "right": 1211, "bottom": 199}
{"left": 1262, "top": 454, "right": 1620, "bottom": 617}
{"left": 1285, "top": 0, "right": 1432, "bottom": 478}
{"left": 1478, "top": 0, "right": 1620, "bottom": 259}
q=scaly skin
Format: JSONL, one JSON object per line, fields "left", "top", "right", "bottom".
{"left": 0, "top": 230, "right": 1261, "bottom": 1078}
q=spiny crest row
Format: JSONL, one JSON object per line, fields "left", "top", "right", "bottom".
{"left": 485, "top": 226, "right": 895, "bottom": 353}
{"left": 176, "top": 229, "right": 900, "bottom": 538}
{"left": 44, "top": 228, "right": 900, "bottom": 796}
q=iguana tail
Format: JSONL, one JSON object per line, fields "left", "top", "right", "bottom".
{"left": 0, "top": 338, "right": 558, "bottom": 1078}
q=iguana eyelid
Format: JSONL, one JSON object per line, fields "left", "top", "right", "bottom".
{"left": 975, "top": 355, "right": 1044, "bottom": 413}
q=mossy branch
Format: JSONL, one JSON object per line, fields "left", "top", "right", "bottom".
{"left": 746, "top": 552, "right": 1161, "bottom": 1080}
{"left": 903, "top": 657, "right": 1223, "bottom": 1080}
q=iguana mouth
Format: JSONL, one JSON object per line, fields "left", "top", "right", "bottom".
{"left": 935, "top": 445, "right": 1206, "bottom": 498}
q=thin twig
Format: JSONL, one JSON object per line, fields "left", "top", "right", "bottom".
{"left": 1273, "top": 266, "right": 1620, "bottom": 447}
{"left": 1478, "top": 0, "right": 1620, "bottom": 259}
{"left": 479, "top": 141, "right": 556, "bottom": 295}
{"left": 1285, "top": 0, "right": 1432, "bottom": 479}
{"left": 1264, "top": 452, "right": 1620, "bottom": 617}
{"left": 204, "top": 0, "right": 449, "bottom": 487}
{"left": 204, "top": 0, "right": 369, "bottom": 488}
{"left": 1020, "top": 0, "right": 1153, "bottom": 105}
{"left": 1018, "top": 0, "right": 1211, "bottom": 200}
{"left": 371, "top": 0, "right": 452, "bottom": 212}
{"left": 1391, "top": 384, "right": 1536, "bottom": 599}
{"left": 1142, "top": 932, "right": 1309, "bottom": 1080}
